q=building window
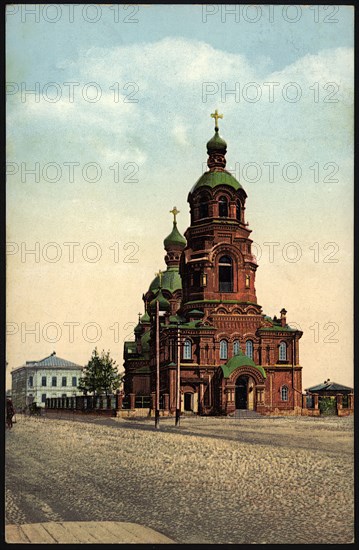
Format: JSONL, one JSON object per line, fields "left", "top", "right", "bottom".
{"left": 246, "top": 340, "right": 253, "bottom": 359}
{"left": 41, "top": 394, "right": 46, "bottom": 403}
{"left": 62, "top": 376, "right": 67, "bottom": 387}
{"left": 199, "top": 196, "right": 209, "bottom": 219}
{"left": 281, "top": 385, "right": 288, "bottom": 401}
{"left": 219, "top": 255, "right": 233, "bottom": 292}
{"left": 245, "top": 274, "right": 250, "bottom": 288}
{"left": 220, "top": 339, "right": 228, "bottom": 360}
{"left": 233, "top": 340, "right": 240, "bottom": 356}
{"left": 72, "top": 376, "right": 77, "bottom": 387}
{"left": 279, "top": 341, "right": 287, "bottom": 361}
{"left": 41, "top": 376, "right": 46, "bottom": 386}
{"left": 28, "top": 376, "right": 33, "bottom": 387}
{"left": 62, "top": 393, "right": 67, "bottom": 398}
{"left": 52, "top": 376, "right": 57, "bottom": 387}
{"left": 236, "top": 199, "right": 241, "bottom": 221}
{"left": 219, "top": 196, "right": 228, "bottom": 217}
{"left": 183, "top": 339, "right": 192, "bottom": 360}
{"left": 193, "top": 271, "right": 201, "bottom": 287}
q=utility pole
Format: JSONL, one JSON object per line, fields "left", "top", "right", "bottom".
{"left": 155, "top": 299, "right": 160, "bottom": 429}
{"left": 175, "top": 323, "right": 181, "bottom": 426}
{"left": 292, "top": 335, "right": 295, "bottom": 410}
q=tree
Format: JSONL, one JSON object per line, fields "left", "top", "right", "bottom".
{"left": 78, "top": 348, "right": 121, "bottom": 396}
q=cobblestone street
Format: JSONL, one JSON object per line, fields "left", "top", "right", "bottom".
{"left": 5, "top": 414, "right": 354, "bottom": 544}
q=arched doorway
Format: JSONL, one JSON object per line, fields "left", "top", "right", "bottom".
{"left": 181, "top": 387, "right": 198, "bottom": 413}
{"left": 184, "top": 392, "right": 193, "bottom": 411}
{"left": 235, "top": 376, "right": 248, "bottom": 409}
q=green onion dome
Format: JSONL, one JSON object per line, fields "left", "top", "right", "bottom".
{"left": 140, "top": 310, "right": 151, "bottom": 323}
{"left": 149, "top": 267, "right": 182, "bottom": 294}
{"left": 163, "top": 222, "right": 186, "bottom": 250}
{"left": 206, "top": 129, "right": 227, "bottom": 154}
{"left": 149, "top": 288, "right": 170, "bottom": 314}
{"left": 134, "top": 322, "right": 142, "bottom": 334}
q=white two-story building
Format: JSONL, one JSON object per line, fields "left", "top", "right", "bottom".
{"left": 11, "top": 351, "right": 84, "bottom": 409}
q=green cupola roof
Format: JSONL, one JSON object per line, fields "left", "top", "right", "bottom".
{"left": 189, "top": 110, "right": 244, "bottom": 195}
{"left": 134, "top": 322, "right": 142, "bottom": 334}
{"left": 163, "top": 222, "right": 186, "bottom": 250}
{"left": 134, "top": 313, "right": 142, "bottom": 334}
{"left": 191, "top": 170, "right": 242, "bottom": 193}
{"left": 221, "top": 351, "right": 267, "bottom": 379}
{"left": 149, "top": 288, "right": 170, "bottom": 314}
{"left": 206, "top": 129, "right": 227, "bottom": 154}
{"left": 140, "top": 310, "right": 151, "bottom": 323}
{"left": 149, "top": 267, "right": 182, "bottom": 294}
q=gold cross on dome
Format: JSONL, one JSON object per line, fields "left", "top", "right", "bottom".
{"left": 170, "top": 206, "right": 179, "bottom": 223}
{"left": 155, "top": 269, "right": 163, "bottom": 286}
{"left": 211, "top": 109, "right": 223, "bottom": 128}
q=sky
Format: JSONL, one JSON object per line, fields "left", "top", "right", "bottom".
{"left": 6, "top": 4, "right": 354, "bottom": 390}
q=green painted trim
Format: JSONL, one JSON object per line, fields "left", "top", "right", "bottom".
{"left": 221, "top": 355, "right": 267, "bottom": 379}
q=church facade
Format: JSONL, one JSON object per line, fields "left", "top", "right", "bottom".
{"left": 123, "top": 114, "right": 303, "bottom": 415}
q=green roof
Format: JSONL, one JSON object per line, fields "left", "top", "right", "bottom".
{"left": 221, "top": 353, "right": 267, "bottom": 379}
{"left": 134, "top": 322, "right": 142, "bottom": 334}
{"left": 187, "top": 309, "right": 204, "bottom": 316}
{"left": 166, "top": 320, "right": 214, "bottom": 330}
{"left": 163, "top": 222, "right": 186, "bottom": 249}
{"left": 207, "top": 130, "right": 227, "bottom": 152}
{"left": 169, "top": 314, "right": 183, "bottom": 323}
{"left": 140, "top": 311, "right": 151, "bottom": 323}
{"left": 306, "top": 381, "right": 353, "bottom": 393}
{"left": 150, "top": 288, "right": 170, "bottom": 313}
{"left": 149, "top": 267, "right": 182, "bottom": 294}
{"left": 190, "top": 170, "right": 242, "bottom": 194}
{"left": 258, "top": 325, "right": 297, "bottom": 332}
{"left": 124, "top": 341, "right": 136, "bottom": 354}
{"left": 141, "top": 330, "right": 151, "bottom": 352}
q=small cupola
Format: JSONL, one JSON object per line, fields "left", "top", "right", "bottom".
{"left": 149, "top": 270, "right": 171, "bottom": 315}
{"left": 206, "top": 109, "right": 227, "bottom": 171}
{"left": 163, "top": 206, "right": 186, "bottom": 268}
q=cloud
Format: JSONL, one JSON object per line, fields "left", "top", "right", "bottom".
{"left": 7, "top": 39, "right": 353, "bottom": 160}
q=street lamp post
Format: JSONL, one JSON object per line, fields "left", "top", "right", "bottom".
{"left": 155, "top": 299, "right": 160, "bottom": 429}
{"left": 175, "top": 323, "right": 181, "bottom": 427}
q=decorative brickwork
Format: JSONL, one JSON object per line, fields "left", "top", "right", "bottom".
{"left": 124, "top": 119, "right": 303, "bottom": 415}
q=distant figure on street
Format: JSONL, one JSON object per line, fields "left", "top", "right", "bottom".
{"left": 6, "top": 398, "right": 15, "bottom": 429}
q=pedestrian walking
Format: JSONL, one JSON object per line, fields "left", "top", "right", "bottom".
{"left": 6, "top": 398, "right": 15, "bottom": 429}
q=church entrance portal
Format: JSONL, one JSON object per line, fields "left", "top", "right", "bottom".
{"left": 235, "top": 376, "right": 248, "bottom": 409}
{"left": 184, "top": 392, "right": 193, "bottom": 411}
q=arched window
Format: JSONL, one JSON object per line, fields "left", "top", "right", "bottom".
{"left": 183, "top": 339, "right": 192, "bottom": 360}
{"left": 245, "top": 274, "right": 250, "bottom": 289}
{"left": 233, "top": 340, "right": 240, "bottom": 356}
{"left": 219, "top": 196, "right": 228, "bottom": 217}
{"left": 199, "top": 196, "right": 209, "bottom": 219}
{"left": 236, "top": 199, "right": 241, "bottom": 221}
{"left": 279, "top": 341, "right": 287, "bottom": 361}
{"left": 220, "top": 339, "right": 228, "bottom": 360}
{"left": 281, "top": 385, "right": 288, "bottom": 401}
{"left": 219, "top": 255, "right": 233, "bottom": 292}
{"left": 245, "top": 340, "right": 253, "bottom": 359}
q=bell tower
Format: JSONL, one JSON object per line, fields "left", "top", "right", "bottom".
{"left": 180, "top": 111, "right": 260, "bottom": 316}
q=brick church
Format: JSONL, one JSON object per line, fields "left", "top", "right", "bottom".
{"left": 123, "top": 112, "right": 303, "bottom": 415}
